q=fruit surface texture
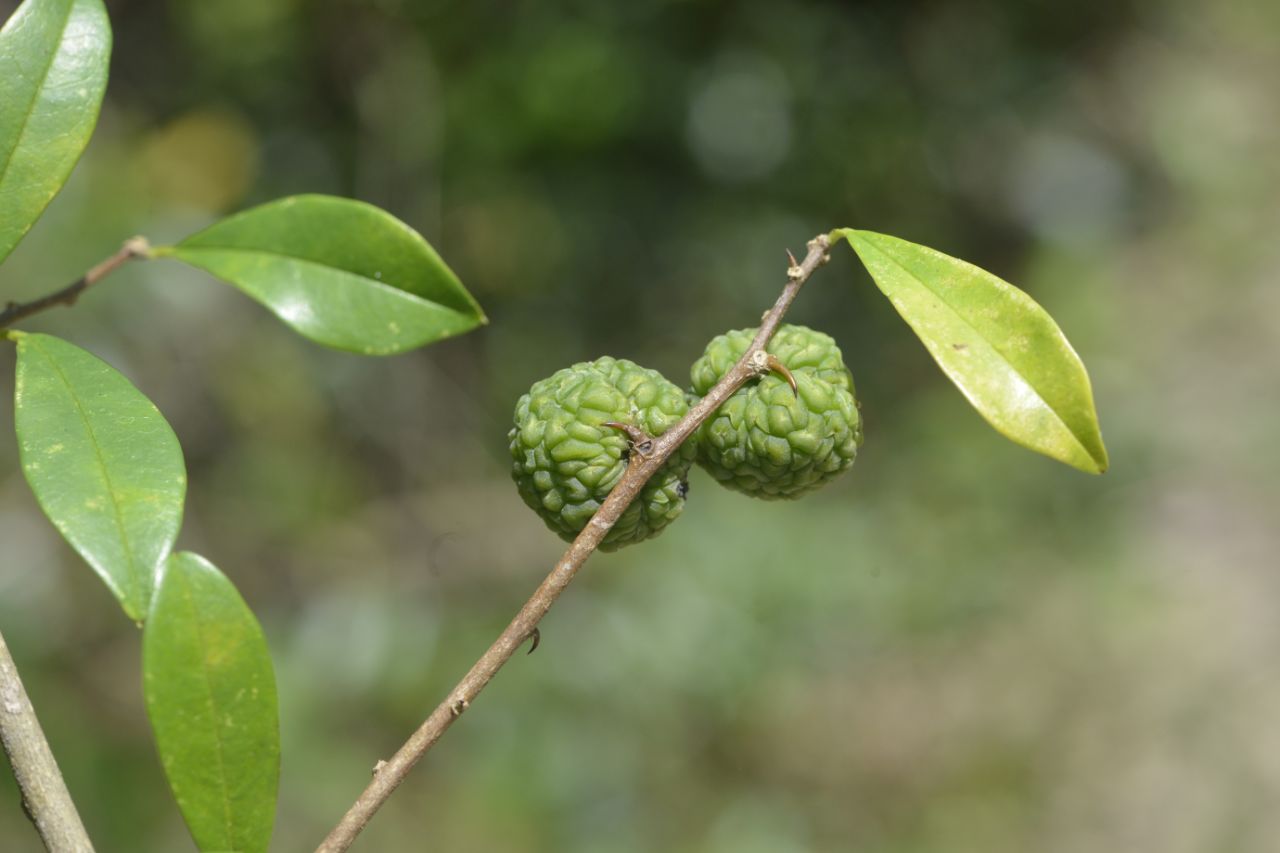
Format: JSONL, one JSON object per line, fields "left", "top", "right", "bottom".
{"left": 510, "top": 357, "right": 695, "bottom": 550}
{"left": 691, "top": 325, "right": 861, "bottom": 499}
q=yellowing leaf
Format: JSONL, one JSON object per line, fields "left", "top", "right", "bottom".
{"left": 833, "top": 229, "right": 1107, "bottom": 473}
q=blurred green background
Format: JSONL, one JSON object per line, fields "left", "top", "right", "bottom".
{"left": 2, "top": 0, "right": 1278, "bottom": 850}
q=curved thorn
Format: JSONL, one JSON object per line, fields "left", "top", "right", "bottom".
{"left": 601, "top": 421, "right": 656, "bottom": 458}
{"left": 527, "top": 627, "right": 541, "bottom": 655}
{"left": 765, "top": 354, "right": 798, "bottom": 397}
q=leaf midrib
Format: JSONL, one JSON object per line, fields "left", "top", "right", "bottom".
{"left": 174, "top": 565, "right": 238, "bottom": 850}
{"left": 171, "top": 245, "right": 480, "bottom": 320}
{"left": 0, "top": 0, "right": 77, "bottom": 193}
{"left": 31, "top": 336, "right": 144, "bottom": 612}
{"left": 855, "top": 234, "right": 1096, "bottom": 464}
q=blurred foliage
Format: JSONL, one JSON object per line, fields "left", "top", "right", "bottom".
{"left": 2, "top": 0, "right": 1278, "bottom": 850}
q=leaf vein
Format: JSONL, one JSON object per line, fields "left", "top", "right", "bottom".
{"left": 174, "top": 566, "right": 238, "bottom": 848}
{"left": 27, "top": 335, "right": 145, "bottom": 611}
{"left": 856, "top": 235, "right": 1096, "bottom": 464}
{"left": 171, "top": 245, "right": 479, "bottom": 319}
{"left": 0, "top": 0, "right": 78, "bottom": 193}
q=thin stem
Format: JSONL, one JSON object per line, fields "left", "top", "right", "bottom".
{"left": 0, "top": 628, "right": 95, "bottom": 852}
{"left": 0, "top": 240, "right": 152, "bottom": 850}
{"left": 0, "top": 237, "right": 151, "bottom": 330}
{"left": 315, "top": 233, "right": 832, "bottom": 853}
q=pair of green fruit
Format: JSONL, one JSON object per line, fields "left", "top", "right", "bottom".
{"left": 509, "top": 325, "right": 863, "bottom": 551}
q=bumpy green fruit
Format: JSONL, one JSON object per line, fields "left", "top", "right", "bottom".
{"left": 510, "top": 357, "right": 696, "bottom": 551}
{"left": 690, "top": 324, "right": 862, "bottom": 499}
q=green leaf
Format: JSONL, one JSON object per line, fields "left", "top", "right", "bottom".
{"left": 832, "top": 228, "right": 1108, "bottom": 474}
{"left": 156, "top": 194, "right": 486, "bottom": 355}
{"left": 0, "top": 0, "right": 111, "bottom": 264}
{"left": 144, "top": 552, "right": 279, "bottom": 853}
{"left": 12, "top": 332, "right": 186, "bottom": 620}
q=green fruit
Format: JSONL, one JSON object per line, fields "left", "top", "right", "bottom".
{"left": 690, "top": 324, "right": 862, "bottom": 499}
{"left": 509, "top": 357, "right": 696, "bottom": 551}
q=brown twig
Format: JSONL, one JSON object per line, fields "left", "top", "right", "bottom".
{"left": 0, "top": 237, "right": 150, "bottom": 330}
{"left": 315, "top": 233, "right": 833, "bottom": 852}
{"left": 0, "top": 629, "right": 95, "bottom": 852}
{"left": 0, "top": 240, "right": 154, "bottom": 851}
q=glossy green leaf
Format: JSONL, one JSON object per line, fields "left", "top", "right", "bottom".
{"left": 144, "top": 552, "right": 279, "bottom": 853}
{"left": 833, "top": 228, "right": 1108, "bottom": 474}
{"left": 156, "top": 194, "right": 486, "bottom": 355}
{"left": 0, "top": 0, "right": 111, "bottom": 264}
{"left": 12, "top": 332, "right": 186, "bottom": 620}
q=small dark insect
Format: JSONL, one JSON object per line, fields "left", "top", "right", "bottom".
{"left": 677, "top": 480, "right": 690, "bottom": 499}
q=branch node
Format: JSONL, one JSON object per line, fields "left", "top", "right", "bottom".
{"left": 122, "top": 235, "right": 153, "bottom": 259}
{"left": 1, "top": 237, "right": 153, "bottom": 330}
{"left": 763, "top": 354, "right": 798, "bottom": 396}
{"left": 372, "top": 760, "right": 387, "bottom": 776}
{"left": 786, "top": 254, "right": 804, "bottom": 280}
{"left": 745, "top": 350, "right": 797, "bottom": 396}
{"left": 602, "top": 421, "right": 656, "bottom": 459}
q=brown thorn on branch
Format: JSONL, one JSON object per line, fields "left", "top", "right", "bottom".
{"left": 601, "top": 421, "right": 656, "bottom": 459}
{"left": 786, "top": 249, "right": 803, "bottom": 280}
{"left": 526, "top": 627, "right": 541, "bottom": 655}
{"left": 746, "top": 350, "right": 797, "bottom": 396}
{"left": 0, "top": 237, "right": 152, "bottom": 331}
{"left": 759, "top": 353, "right": 798, "bottom": 396}
{"left": 313, "top": 232, "right": 834, "bottom": 853}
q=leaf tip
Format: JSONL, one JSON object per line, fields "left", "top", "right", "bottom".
{"left": 1056, "top": 438, "right": 1108, "bottom": 475}
{"left": 1075, "top": 422, "right": 1109, "bottom": 475}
